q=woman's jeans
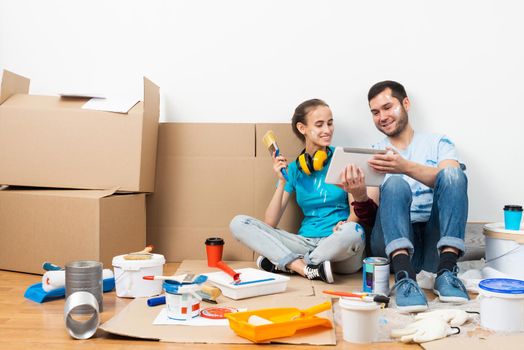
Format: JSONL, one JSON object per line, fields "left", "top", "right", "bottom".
{"left": 370, "top": 167, "right": 468, "bottom": 273}
{"left": 230, "top": 215, "right": 366, "bottom": 274}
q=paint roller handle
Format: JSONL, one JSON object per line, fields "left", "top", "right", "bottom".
{"left": 132, "top": 245, "right": 154, "bottom": 254}
{"left": 42, "top": 262, "right": 63, "bottom": 271}
{"left": 216, "top": 261, "right": 241, "bottom": 282}
{"left": 301, "top": 301, "right": 332, "bottom": 317}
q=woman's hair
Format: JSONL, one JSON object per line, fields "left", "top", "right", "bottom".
{"left": 291, "top": 99, "right": 329, "bottom": 142}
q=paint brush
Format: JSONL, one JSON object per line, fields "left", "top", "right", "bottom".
{"left": 322, "top": 290, "right": 390, "bottom": 305}
{"left": 262, "top": 130, "right": 289, "bottom": 181}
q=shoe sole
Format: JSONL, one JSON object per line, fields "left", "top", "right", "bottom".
{"left": 433, "top": 289, "right": 469, "bottom": 303}
{"left": 396, "top": 303, "right": 428, "bottom": 313}
{"left": 323, "top": 261, "right": 334, "bottom": 284}
{"left": 255, "top": 256, "right": 265, "bottom": 270}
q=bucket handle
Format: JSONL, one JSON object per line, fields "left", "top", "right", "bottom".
{"left": 486, "top": 244, "right": 521, "bottom": 264}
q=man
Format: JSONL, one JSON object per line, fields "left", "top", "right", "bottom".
{"left": 341, "top": 80, "right": 469, "bottom": 312}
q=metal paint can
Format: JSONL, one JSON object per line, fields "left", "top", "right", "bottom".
{"left": 362, "top": 257, "right": 390, "bottom": 296}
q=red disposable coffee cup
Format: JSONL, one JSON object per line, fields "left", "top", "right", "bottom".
{"left": 205, "top": 237, "right": 224, "bottom": 267}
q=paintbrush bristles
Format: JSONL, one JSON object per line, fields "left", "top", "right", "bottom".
{"left": 262, "top": 130, "right": 278, "bottom": 155}
{"left": 262, "top": 130, "right": 276, "bottom": 148}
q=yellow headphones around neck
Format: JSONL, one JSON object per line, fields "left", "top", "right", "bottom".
{"left": 296, "top": 147, "right": 332, "bottom": 175}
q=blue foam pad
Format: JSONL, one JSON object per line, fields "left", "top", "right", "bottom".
{"left": 24, "top": 278, "right": 115, "bottom": 303}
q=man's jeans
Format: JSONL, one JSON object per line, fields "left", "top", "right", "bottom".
{"left": 230, "top": 215, "right": 366, "bottom": 274}
{"left": 370, "top": 167, "right": 468, "bottom": 273}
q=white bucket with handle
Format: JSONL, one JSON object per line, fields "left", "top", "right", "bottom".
{"left": 112, "top": 253, "right": 165, "bottom": 298}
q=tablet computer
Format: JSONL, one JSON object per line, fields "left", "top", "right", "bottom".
{"left": 325, "top": 147, "right": 386, "bottom": 187}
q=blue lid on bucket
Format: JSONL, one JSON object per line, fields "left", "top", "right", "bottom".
{"left": 479, "top": 278, "right": 524, "bottom": 294}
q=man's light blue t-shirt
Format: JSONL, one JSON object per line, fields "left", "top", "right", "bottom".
{"left": 372, "top": 132, "right": 459, "bottom": 223}
{"left": 283, "top": 147, "right": 349, "bottom": 238}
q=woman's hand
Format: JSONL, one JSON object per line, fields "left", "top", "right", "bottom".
{"left": 338, "top": 164, "right": 368, "bottom": 201}
{"left": 273, "top": 151, "right": 288, "bottom": 181}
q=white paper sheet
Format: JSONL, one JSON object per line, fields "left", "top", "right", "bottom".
{"left": 82, "top": 96, "right": 140, "bottom": 113}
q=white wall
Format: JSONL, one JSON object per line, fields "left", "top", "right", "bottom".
{"left": 1, "top": 0, "right": 522, "bottom": 222}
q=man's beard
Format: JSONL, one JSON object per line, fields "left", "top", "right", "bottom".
{"left": 382, "top": 107, "right": 409, "bottom": 137}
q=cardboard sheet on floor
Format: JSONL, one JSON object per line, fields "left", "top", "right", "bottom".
{"left": 177, "top": 260, "right": 314, "bottom": 298}
{"left": 100, "top": 295, "right": 336, "bottom": 345}
{"left": 422, "top": 334, "right": 524, "bottom": 350}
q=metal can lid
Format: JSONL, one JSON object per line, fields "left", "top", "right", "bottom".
{"left": 363, "top": 257, "right": 389, "bottom": 265}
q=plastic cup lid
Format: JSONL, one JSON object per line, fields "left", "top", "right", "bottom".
{"left": 205, "top": 237, "right": 224, "bottom": 246}
{"left": 504, "top": 205, "right": 523, "bottom": 211}
{"left": 479, "top": 278, "right": 524, "bottom": 294}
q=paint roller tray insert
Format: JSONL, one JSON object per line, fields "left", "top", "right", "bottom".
{"left": 204, "top": 268, "right": 290, "bottom": 300}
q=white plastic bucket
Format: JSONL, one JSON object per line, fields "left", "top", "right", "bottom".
{"left": 483, "top": 223, "right": 524, "bottom": 280}
{"left": 339, "top": 298, "right": 380, "bottom": 343}
{"left": 112, "top": 253, "right": 165, "bottom": 298}
{"left": 479, "top": 278, "right": 524, "bottom": 332}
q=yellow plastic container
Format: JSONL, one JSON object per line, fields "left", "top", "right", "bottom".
{"left": 225, "top": 301, "right": 332, "bottom": 342}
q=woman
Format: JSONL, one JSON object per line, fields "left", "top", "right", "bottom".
{"left": 229, "top": 99, "right": 365, "bottom": 283}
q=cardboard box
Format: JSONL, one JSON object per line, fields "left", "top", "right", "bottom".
{"left": 0, "top": 70, "right": 160, "bottom": 192}
{"left": 0, "top": 187, "right": 146, "bottom": 274}
{"left": 147, "top": 123, "right": 257, "bottom": 262}
{"left": 146, "top": 123, "right": 305, "bottom": 262}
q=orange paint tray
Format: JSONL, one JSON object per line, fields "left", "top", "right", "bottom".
{"left": 225, "top": 301, "right": 333, "bottom": 343}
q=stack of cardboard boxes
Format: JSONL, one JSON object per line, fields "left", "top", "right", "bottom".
{"left": 0, "top": 70, "right": 160, "bottom": 274}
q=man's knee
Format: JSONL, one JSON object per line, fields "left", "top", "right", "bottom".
{"left": 436, "top": 167, "right": 467, "bottom": 188}
{"left": 381, "top": 176, "right": 411, "bottom": 200}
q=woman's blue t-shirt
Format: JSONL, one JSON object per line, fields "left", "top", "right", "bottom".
{"left": 283, "top": 146, "right": 349, "bottom": 238}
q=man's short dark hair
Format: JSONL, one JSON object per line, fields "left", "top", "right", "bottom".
{"left": 368, "top": 80, "right": 407, "bottom": 103}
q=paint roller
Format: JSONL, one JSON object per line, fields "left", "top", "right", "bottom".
{"left": 123, "top": 245, "right": 154, "bottom": 260}
{"left": 262, "top": 130, "right": 289, "bottom": 181}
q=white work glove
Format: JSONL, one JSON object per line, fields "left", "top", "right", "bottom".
{"left": 415, "top": 308, "right": 471, "bottom": 327}
{"left": 391, "top": 317, "right": 453, "bottom": 343}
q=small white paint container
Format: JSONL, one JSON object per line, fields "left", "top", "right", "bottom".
{"left": 163, "top": 281, "right": 201, "bottom": 320}
{"left": 479, "top": 278, "right": 524, "bottom": 332}
{"left": 339, "top": 298, "right": 380, "bottom": 343}
{"left": 112, "top": 253, "right": 165, "bottom": 298}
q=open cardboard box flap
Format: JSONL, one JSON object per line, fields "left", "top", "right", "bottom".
{"left": 0, "top": 70, "right": 160, "bottom": 192}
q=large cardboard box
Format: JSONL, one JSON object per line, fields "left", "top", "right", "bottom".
{"left": 146, "top": 123, "right": 304, "bottom": 262}
{"left": 147, "top": 123, "right": 256, "bottom": 262}
{"left": 0, "top": 70, "right": 160, "bottom": 192}
{"left": 0, "top": 187, "right": 146, "bottom": 274}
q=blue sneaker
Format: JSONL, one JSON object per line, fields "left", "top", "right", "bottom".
{"left": 433, "top": 267, "right": 469, "bottom": 303}
{"left": 391, "top": 271, "right": 428, "bottom": 312}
